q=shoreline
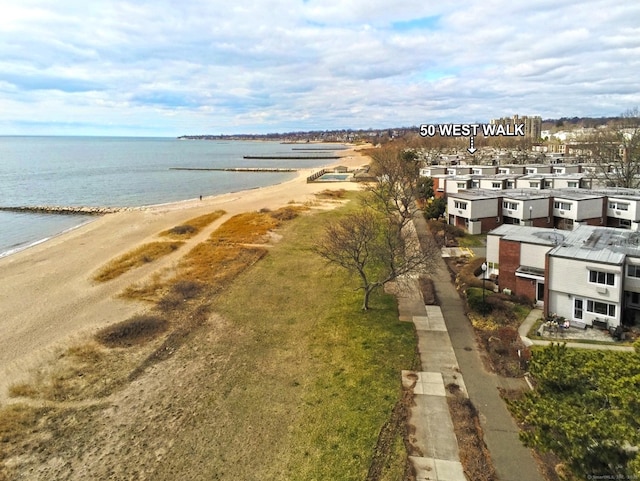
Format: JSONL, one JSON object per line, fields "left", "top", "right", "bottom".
{"left": 0, "top": 155, "right": 339, "bottom": 259}
{"left": 0, "top": 146, "right": 371, "bottom": 404}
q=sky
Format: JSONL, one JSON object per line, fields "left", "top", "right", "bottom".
{"left": 0, "top": 0, "right": 639, "bottom": 137}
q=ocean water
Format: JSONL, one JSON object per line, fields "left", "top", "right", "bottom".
{"left": 0, "top": 137, "right": 342, "bottom": 257}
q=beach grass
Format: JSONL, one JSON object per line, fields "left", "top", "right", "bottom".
{"left": 121, "top": 206, "right": 306, "bottom": 301}
{"left": 209, "top": 211, "right": 281, "bottom": 244}
{"left": 155, "top": 200, "right": 418, "bottom": 480}
{"left": 93, "top": 241, "right": 184, "bottom": 282}
{"left": 0, "top": 195, "right": 416, "bottom": 479}
{"left": 159, "top": 210, "right": 226, "bottom": 239}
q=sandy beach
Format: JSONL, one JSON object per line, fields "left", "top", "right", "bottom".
{"left": 0, "top": 147, "right": 370, "bottom": 404}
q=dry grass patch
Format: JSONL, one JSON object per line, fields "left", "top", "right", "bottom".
{"left": 95, "top": 315, "right": 169, "bottom": 348}
{"left": 94, "top": 241, "right": 183, "bottom": 282}
{"left": 159, "top": 210, "right": 226, "bottom": 239}
{"left": 448, "top": 395, "right": 497, "bottom": 481}
{"left": 7, "top": 340, "right": 159, "bottom": 402}
{"left": 315, "top": 189, "right": 347, "bottom": 199}
{"left": 176, "top": 242, "right": 267, "bottom": 290}
{"left": 262, "top": 205, "right": 309, "bottom": 221}
{"left": 120, "top": 271, "right": 170, "bottom": 302}
{"left": 209, "top": 211, "right": 280, "bottom": 244}
{"left": 0, "top": 404, "right": 44, "bottom": 443}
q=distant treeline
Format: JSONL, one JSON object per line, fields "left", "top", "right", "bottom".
{"left": 542, "top": 116, "right": 633, "bottom": 129}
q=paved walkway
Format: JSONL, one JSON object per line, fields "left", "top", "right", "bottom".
{"left": 412, "top": 215, "right": 544, "bottom": 481}
{"left": 394, "top": 279, "right": 466, "bottom": 481}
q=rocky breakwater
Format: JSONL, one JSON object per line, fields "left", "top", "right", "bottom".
{"left": 0, "top": 206, "right": 138, "bottom": 216}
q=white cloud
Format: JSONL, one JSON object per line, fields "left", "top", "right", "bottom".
{"left": 0, "top": 0, "right": 639, "bottom": 135}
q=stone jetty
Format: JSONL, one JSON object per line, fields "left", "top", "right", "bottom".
{"left": 0, "top": 206, "right": 136, "bottom": 216}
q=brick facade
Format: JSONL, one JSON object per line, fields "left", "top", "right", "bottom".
{"left": 480, "top": 216, "right": 501, "bottom": 232}
{"left": 498, "top": 239, "right": 520, "bottom": 294}
{"left": 515, "top": 276, "right": 536, "bottom": 301}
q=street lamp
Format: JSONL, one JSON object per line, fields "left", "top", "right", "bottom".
{"left": 481, "top": 262, "right": 487, "bottom": 312}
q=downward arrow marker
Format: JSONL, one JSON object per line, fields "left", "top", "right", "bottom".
{"left": 467, "top": 136, "right": 477, "bottom": 154}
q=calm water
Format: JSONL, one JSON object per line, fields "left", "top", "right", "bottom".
{"left": 0, "top": 137, "right": 341, "bottom": 257}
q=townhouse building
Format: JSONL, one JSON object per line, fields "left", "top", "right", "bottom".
{"left": 446, "top": 188, "right": 640, "bottom": 235}
{"left": 486, "top": 224, "right": 640, "bottom": 329}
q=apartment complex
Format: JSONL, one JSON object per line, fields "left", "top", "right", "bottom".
{"left": 446, "top": 188, "right": 640, "bottom": 234}
{"left": 490, "top": 114, "right": 542, "bottom": 139}
{"left": 486, "top": 224, "right": 640, "bottom": 329}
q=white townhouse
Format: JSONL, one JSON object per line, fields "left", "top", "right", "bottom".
{"left": 606, "top": 193, "right": 640, "bottom": 230}
{"left": 487, "top": 224, "right": 640, "bottom": 329}
{"left": 550, "top": 191, "right": 605, "bottom": 230}
{"left": 497, "top": 165, "right": 526, "bottom": 175}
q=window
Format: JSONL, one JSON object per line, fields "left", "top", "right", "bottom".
{"left": 589, "top": 270, "right": 615, "bottom": 286}
{"left": 627, "top": 265, "right": 640, "bottom": 278}
{"left": 526, "top": 168, "right": 536, "bottom": 174}
{"left": 620, "top": 219, "right": 632, "bottom": 228}
{"left": 471, "top": 181, "right": 480, "bottom": 188}
{"left": 632, "top": 292, "right": 640, "bottom": 305}
{"left": 567, "top": 181, "right": 578, "bottom": 188}
{"left": 457, "top": 182, "right": 466, "bottom": 189}
{"left": 506, "top": 181, "right": 515, "bottom": 189}
{"left": 530, "top": 182, "right": 539, "bottom": 188}
{"left": 492, "top": 182, "right": 502, "bottom": 189}
{"left": 554, "top": 201, "right": 572, "bottom": 210}
{"left": 454, "top": 201, "right": 467, "bottom": 210}
{"left": 553, "top": 167, "right": 564, "bottom": 174}
{"left": 472, "top": 169, "right": 481, "bottom": 175}
{"left": 609, "top": 201, "right": 629, "bottom": 211}
{"left": 498, "top": 168, "right": 509, "bottom": 174}
{"left": 503, "top": 201, "right": 518, "bottom": 210}
{"left": 543, "top": 181, "right": 552, "bottom": 189}
{"left": 586, "top": 300, "right": 616, "bottom": 317}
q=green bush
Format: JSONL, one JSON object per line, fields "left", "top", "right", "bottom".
{"left": 467, "top": 287, "right": 493, "bottom": 315}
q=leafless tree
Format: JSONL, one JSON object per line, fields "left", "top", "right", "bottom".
{"left": 313, "top": 208, "right": 437, "bottom": 310}
{"left": 364, "top": 145, "right": 421, "bottom": 231}
{"left": 582, "top": 108, "right": 640, "bottom": 188}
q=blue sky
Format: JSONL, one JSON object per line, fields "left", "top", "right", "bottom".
{"left": 0, "top": 0, "right": 639, "bottom": 136}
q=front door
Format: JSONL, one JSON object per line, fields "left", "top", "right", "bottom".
{"left": 536, "top": 281, "right": 545, "bottom": 304}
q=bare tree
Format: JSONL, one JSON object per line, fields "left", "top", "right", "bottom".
{"left": 582, "top": 108, "right": 640, "bottom": 188}
{"left": 313, "top": 208, "right": 437, "bottom": 310}
{"left": 365, "top": 145, "right": 421, "bottom": 230}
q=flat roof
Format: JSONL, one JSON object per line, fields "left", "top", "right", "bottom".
{"left": 490, "top": 224, "right": 640, "bottom": 264}
{"left": 449, "top": 189, "right": 504, "bottom": 200}
{"left": 488, "top": 225, "right": 565, "bottom": 247}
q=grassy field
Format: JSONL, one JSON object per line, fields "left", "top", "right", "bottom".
{"left": 147, "top": 201, "right": 419, "bottom": 480}
{"left": 0, "top": 195, "right": 418, "bottom": 480}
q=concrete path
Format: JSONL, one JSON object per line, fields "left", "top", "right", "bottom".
{"left": 394, "top": 279, "right": 466, "bottom": 481}
{"left": 412, "top": 215, "right": 544, "bottom": 481}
